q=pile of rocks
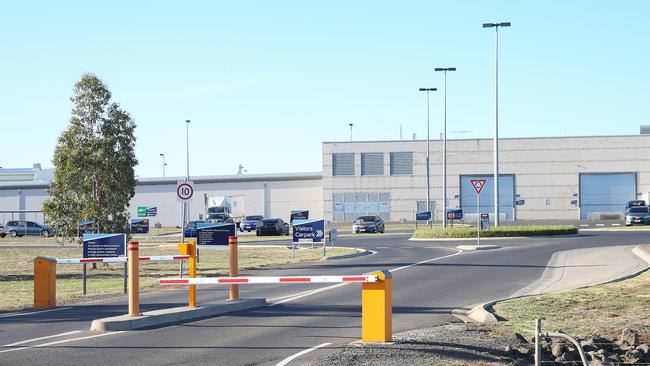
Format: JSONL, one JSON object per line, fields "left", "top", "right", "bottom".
{"left": 506, "top": 328, "right": 649, "bottom": 365}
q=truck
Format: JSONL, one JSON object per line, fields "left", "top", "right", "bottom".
{"left": 205, "top": 195, "right": 245, "bottom": 226}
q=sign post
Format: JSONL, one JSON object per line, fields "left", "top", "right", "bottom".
{"left": 177, "top": 180, "right": 194, "bottom": 245}
{"left": 470, "top": 179, "right": 487, "bottom": 247}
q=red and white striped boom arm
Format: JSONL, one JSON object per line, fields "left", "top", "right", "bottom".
{"left": 56, "top": 255, "right": 190, "bottom": 264}
{"left": 160, "top": 275, "right": 378, "bottom": 285}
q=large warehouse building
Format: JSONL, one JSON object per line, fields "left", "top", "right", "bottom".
{"left": 1, "top": 133, "right": 649, "bottom": 226}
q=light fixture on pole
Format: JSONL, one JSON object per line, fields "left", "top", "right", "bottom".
{"left": 181, "top": 120, "right": 191, "bottom": 243}
{"left": 483, "top": 21, "right": 510, "bottom": 227}
{"left": 159, "top": 153, "right": 167, "bottom": 178}
{"left": 434, "top": 67, "right": 456, "bottom": 229}
{"left": 419, "top": 87, "right": 437, "bottom": 223}
{"left": 348, "top": 123, "right": 354, "bottom": 141}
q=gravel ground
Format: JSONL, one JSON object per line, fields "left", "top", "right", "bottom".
{"left": 311, "top": 323, "right": 524, "bottom": 366}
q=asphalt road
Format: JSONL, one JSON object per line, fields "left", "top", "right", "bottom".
{"left": 1, "top": 231, "right": 649, "bottom": 365}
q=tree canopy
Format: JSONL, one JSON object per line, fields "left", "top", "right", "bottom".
{"left": 43, "top": 73, "right": 137, "bottom": 236}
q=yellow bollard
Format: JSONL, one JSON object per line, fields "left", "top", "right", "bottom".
{"left": 177, "top": 240, "right": 197, "bottom": 308}
{"left": 228, "top": 236, "right": 239, "bottom": 301}
{"left": 128, "top": 241, "right": 140, "bottom": 316}
{"left": 34, "top": 256, "right": 57, "bottom": 309}
{"left": 362, "top": 269, "right": 392, "bottom": 342}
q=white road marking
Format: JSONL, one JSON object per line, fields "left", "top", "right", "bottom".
{"left": 595, "top": 224, "right": 605, "bottom": 227}
{"left": 390, "top": 249, "right": 463, "bottom": 272}
{"left": 0, "top": 331, "right": 125, "bottom": 354}
{"left": 268, "top": 284, "right": 348, "bottom": 306}
{"left": 2, "top": 330, "right": 83, "bottom": 347}
{"left": 376, "top": 246, "right": 389, "bottom": 249}
{"left": 275, "top": 342, "right": 331, "bottom": 366}
{"left": 611, "top": 224, "right": 621, "bottom": 226}
{"left": 0, "top": 307, "right": 73, "bottom": 319}
{"left": 579, "top": 224, "right": 589, "bottom": 227}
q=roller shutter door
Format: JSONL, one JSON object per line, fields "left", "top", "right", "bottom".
{"left": 580, "top": 173, "right": 635, "bottom": 220}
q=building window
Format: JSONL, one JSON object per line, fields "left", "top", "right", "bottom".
{"left": 390, "top": 152, "right": 413, "bottom": 175}
{"left": 332, "top": 191, "right": 391, "bottom": 222}
{"left": 332, "top": 153, "right": 355, "bottom": 176}
{"left": 361, "top": 153, "right": 384, "bottom": 176}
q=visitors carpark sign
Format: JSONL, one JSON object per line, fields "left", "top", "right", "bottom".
{"left": 293, "top": 219, "right": 325, "bottom": 244}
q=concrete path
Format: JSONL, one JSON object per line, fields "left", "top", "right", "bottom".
{"left": 509, "top": 244, "right": 650, "bottom": 297}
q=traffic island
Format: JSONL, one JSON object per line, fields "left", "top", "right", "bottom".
{"left": 90, "top": 298, "right": 266, "bottom": 331}
{"left": 456, "top": 244, "right": 500, "bottom": 251}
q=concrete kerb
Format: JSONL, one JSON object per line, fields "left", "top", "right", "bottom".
{"left": 453, "top": 244, "right": 650, "bottom": 325}
{"left": 456, "top": 244, "right": 500, "bottom": 251}
{"left": 90, "top": 298, "right": 266, "bottom": 331}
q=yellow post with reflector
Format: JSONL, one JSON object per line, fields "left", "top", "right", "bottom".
{"left": 362, "top": 269, "right": 392, "bottom": 342}
{"left": 34, "top": 256, "right": 57, "bottom": 309}
{"left": 177, "top": 240, "right": 197, "bottom": 308}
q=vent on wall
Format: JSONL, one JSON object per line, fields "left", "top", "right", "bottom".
{"left": 641, "top": 125, "right": 650, "bottom": 134}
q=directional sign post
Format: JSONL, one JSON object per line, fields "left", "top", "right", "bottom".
{"left": 471, "top": 179, "right": 487, "bottom": 247}
{"left": 292, "top": 219, "right": 325, "bottom": 258}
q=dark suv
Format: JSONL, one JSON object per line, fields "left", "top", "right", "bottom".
{"left": 5, "top": 221, "right": 53, "bottom": 237}
{"left": 352, "top": 216, "right": 385, "bottom": 234}
{"left": 256, "top": 218, "right": 290, "bottom": 236}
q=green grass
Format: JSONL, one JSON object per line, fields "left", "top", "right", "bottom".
{"left": 412, "top": 225, "right": 578, "bottom": 239}
{"left": 491, "top": 267, "right": 650, "bottom": 340}
{"left": 0, "top": 245, "right": 356, "bottom": 312}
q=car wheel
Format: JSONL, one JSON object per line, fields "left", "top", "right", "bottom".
{"left": 41, "top": 230, "right": 50, "bottom": 238}
{"left": 9, "top": 230, "right": 17, "bottom": 237}
{"left": 0, "top": 233, "right": 5, "bottom": 238}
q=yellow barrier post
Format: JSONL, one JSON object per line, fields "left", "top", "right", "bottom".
{"left": 128, "top": 241, "right": 140, "bottom": 316}
{"left": 34, "top": 256, "right": 57, "bottom": 309}
{"left": 228, "top": 236, "right": 239, "bottom": 301}
{"left": 362, "top": 269, "right": 392, "bottom": 342}
{"left": 177, "top": 240, "right": 197, "bottom": 307}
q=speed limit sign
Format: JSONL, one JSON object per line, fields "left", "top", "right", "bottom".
{"left": 176, "top": 180, "right": 194, "bottom": 202}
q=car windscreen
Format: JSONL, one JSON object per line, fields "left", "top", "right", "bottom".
{"left": 356, "top": 216, "right": 376, "bottom": 223}
{"left": 628, "top": 207, "right": 648, "bottom": 213}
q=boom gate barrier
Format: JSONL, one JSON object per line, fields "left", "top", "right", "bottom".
{"left": 159, "top": 269, "right": 393, "bottom": 342}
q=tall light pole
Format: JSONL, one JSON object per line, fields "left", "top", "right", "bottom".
{"left": 349, "top": 123, "right": 353, "bottom": 141}
{"left": 185, "top": 120, "right": 191, "bottom": 180}
{"left": 434, "top": 67, "right": 456, "bottom": 229}
{"left": 483, "top": 21, "right": 510, "bottom": 227}
{"left": 419, "top": 88, "right": 437, "bottom": 222}
{"left": 159, "top": 153, "right": 167, "bottom": 178}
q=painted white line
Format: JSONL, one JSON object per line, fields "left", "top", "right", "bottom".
{"left": 595, "top": 224, "right": 605, "bottom": 227}
{"left": 2, "top": 330, "right": 83, "bottom": 347}
{"left": 611, "top": 224, "right": 621, "bottom": 226}
{"left": 579, "top": 224, "right": 589, "bottom": 227}
{"left": 0, "top": 307, "right": 73, "bottom": 319}
{"left": 0, "top": 331, "right": 125, "bottom": 354}
{"left": 401, "top": 247, "right": 413, "bottom": 249}
{"left": 390, "top": 249, "right": 463, "bottom": 272}
{"left": 268, "top": 284, "right": 348, "bottom": 306}
{"left": 275, "top": 342, "right": 331, "bottom": 366}
{"left": 376, "top": 246, "right": 389, "bottom": 249}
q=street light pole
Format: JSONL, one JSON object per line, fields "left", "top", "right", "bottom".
{"left": 483, "top": 21, "right": 510, "bottom": 227}
{"left": 435, "top": 67, "right": 456, "bottom": 229}
{"left": 349, "top": 123, "right": 353, "bottom": 141}
{"left": 419, "top": 88, "right": 437, "bottom": 223}
{"left": 159, "top": 153, "right": 166, "bottom": 178}
{"left": 182, "top": 120, "right": 191, "bottom": 244}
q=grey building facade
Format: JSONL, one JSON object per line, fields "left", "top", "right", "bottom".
{"left": 323, "top": 135, "right": 650, "bottom": 222}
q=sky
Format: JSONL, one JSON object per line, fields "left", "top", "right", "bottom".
{"left": 1, "top": 1, "right": 648, "bottom": 178}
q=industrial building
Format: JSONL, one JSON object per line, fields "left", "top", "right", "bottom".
{"left": 2, "top": 133, "right": 649, "bottom": 226}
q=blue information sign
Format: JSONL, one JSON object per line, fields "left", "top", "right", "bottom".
{"left": 83, "top": 234, "right": 126, "bottom": 258}
{"left": 416, "top": 211, "right": 432, "bottom": 221}
{"left": 147, "top": 207, "right": 157, "bottom": 216}
{"left": 131, "top": 218, "right": 150, "bottom": 234}
{"left": 196, "top": 223, "right": 236, "bottom": 245}
{"left": 447, "top": 209, "right": 464, "bottom": 220}
{"left": 293, "top": 219, "right": 325, "bottom": 244}
{"left": 515, "top": 199, "right": 525, "bottom": 206}
{"left": 290, "top": 210, "right": 309, "bottom": 223}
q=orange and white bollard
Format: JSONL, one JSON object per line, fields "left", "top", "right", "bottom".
{"left": 128, "top": 241, "right": 140, "bottom": 316}
{"left": 228, "top": 236, "right": 239, "bottom": 301}
{"left": 34, "top": 256, "right": 57, "bottom": 309}
{"left": 177, "top": 241, "right": 197, "bottom": 307}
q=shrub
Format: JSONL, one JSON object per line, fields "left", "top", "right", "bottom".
{"left": 412, "top": 225, "right": 578, "bottom": 239}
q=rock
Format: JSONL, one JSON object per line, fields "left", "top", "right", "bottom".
{"left": 620, "top": 328, "right": 638, "bottom": 346}
{"left": 514, "top": 345, "right": 532, "bottom": 357}
{"left": 514, "top": 332, "right": 528, "bottom": 344}
{"left": 637, "top": 343, "right": 650, "bottom": 354}
{"left": 551, "top": 343, "right": 566, "bottom": 358}
{"left": 624, "top": 349, "right": 643, "bottom": 364}
{"left": 504, "top": 345, "right": 514, "bottom": 356}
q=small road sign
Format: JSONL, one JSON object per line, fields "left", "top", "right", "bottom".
{"left": 176, "top": 181, "right": 194, "bottom": 202}
{"left": 293, "top": 219, "right": 325, "bottom": 244}
{"left": 470, "top": 179, "right": 487, "bottom": 194}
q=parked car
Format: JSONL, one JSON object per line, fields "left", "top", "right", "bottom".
{"left": 206, "top": 212, "right": 234, "bottom": 224}
{"left": 240, "top": 215, "right": 264, "bottom": 232}
{"left": 625, "top": 206, "right": 650, "bottom": 226}
{"left": 0, "top": 224, "right": 6, "bottom": 238}
{"left": 5, "top": 220, "right": 53, "bottom": 237}
{"left": 183, "top": 220, "right": 206, "bottom": 237}
{"left": 352, "top": 216, "right": 385, "bottom": 234}
{"left": 625, "top": 200, "right": 646, "bottom": 214}
{"left": 256, "top": 218, "right": 290, "bottom": 236}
